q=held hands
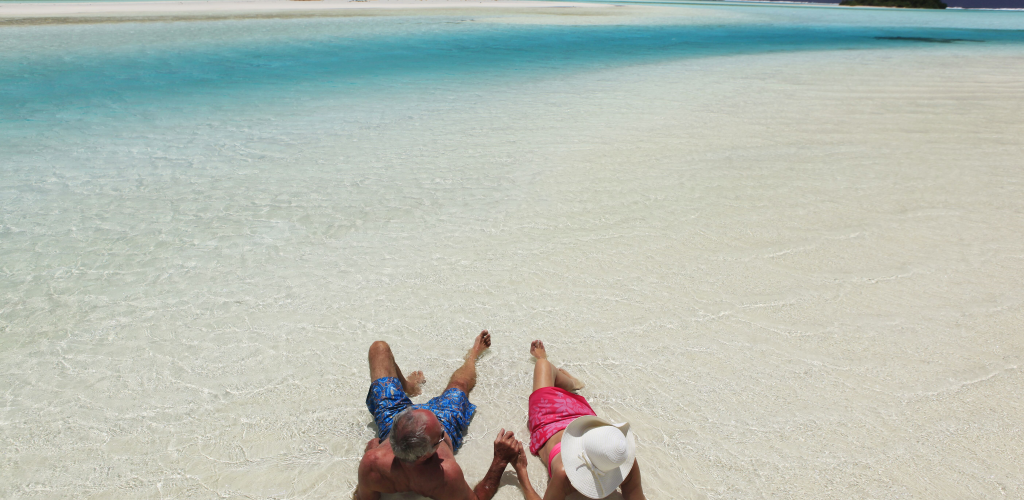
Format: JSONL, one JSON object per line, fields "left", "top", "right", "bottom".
{"left": 493, "top": 429, "right": 521, "bottom": 464}
{"left": 512, "top": 440, "right": 528, "bottom": 474}
{"left": 494, "top": 430, "right": 530, "bottom": 476}
{"left": 476, "top": 430, "right": 528, "bottom": 500}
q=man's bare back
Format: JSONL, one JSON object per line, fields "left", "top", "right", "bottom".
{"left": 357, "top": 427, "right": 518, "bottom": 500}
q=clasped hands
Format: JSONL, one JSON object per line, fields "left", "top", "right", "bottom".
{"left": 493, "top": 429, "right": 530, "bottom": 475}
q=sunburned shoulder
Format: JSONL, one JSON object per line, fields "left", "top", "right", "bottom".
{"left": 411, "top": 452, "right": 470, "bottom": 498}
{"left": 427, "top": 465, "right": 475, "bottom": 500}
{"left": 359, "top": 446, "right": 396, "bottom": 482}
{"left": 361, "top": 442, "right": 390, "bottom": 462}
{"left": 439, "top": 456, "right": 466, "bottom": 480}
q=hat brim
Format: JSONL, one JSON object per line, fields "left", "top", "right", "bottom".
{"left": 560, "top": 416, "right": 636, "bottom": 499}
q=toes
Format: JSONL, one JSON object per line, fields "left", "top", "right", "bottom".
{"left": 473, "top": 331, "right": 491, "bottom": 351}
{"left": 408, "top": 371, "right": 426, "bottom": 386}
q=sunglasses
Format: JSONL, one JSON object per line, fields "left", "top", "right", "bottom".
{"left": 432, "top": 431, "right": 446, "bottom": 450}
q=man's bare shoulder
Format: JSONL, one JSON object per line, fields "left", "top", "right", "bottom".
{"left": 438, "top": 453, "right": 468, "bottom": 483}
{"left": 433, "top": 460, "right": 475, "bottom": 500}
{"left": 358, "top": 443, "right": 399, "bottom": 492}
{"left": 410, "top": 450, "right": 472, "bottom": 500}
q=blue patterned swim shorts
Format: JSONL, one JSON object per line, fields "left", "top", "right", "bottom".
{"left": 366, "top": 377, "right": 477, "bottom": 453}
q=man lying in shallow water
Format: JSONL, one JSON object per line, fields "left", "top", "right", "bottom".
{"left": 354, "top": 331, "right": 521, "bottom": 500}
{"left": 512, "top": 340, "right": 647, "bottom": 500}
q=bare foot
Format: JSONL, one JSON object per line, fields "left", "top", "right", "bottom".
{"left": 558, "top": 368, "right": 585, "bottom": 391}
{"left": 530, "top": 340, "right": 547, "bottom": 360}
{"left": 404, "top": 371, "right": 426, "bottom": 397}
{"left": 469, "top": 330, "right": 491, "bottom": 359}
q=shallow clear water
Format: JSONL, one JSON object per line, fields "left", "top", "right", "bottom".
{"left": 1, "top": 3, "right": 1023, "bottom": 500}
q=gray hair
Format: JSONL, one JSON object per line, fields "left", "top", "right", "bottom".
{"left": 389, "top": 409, "right": 432, "bottom": 462}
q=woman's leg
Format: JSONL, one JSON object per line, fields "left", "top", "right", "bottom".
{"left": 530, "top": 340, "right": 584, "bottom": 392}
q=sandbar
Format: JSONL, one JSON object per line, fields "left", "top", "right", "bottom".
{"left": 0, "top": 0, "right": 606, "bottom": 24}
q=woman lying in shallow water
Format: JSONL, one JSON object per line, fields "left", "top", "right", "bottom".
{"left": 513, "top": 340, "right": 647, "bottom": 500}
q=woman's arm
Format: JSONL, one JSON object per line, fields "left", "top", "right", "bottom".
{"left": 620, "top": 459, "right": 646, "bottom": 500}
{"left": 511, "top": 442, "right": 543, "bottom": 500}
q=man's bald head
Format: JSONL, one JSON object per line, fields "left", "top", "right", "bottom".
{"left": 389, "top": 409, "right": 443, "bottom": 462}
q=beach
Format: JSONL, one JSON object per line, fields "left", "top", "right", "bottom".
{"left": 1, "top": 1, "right": 1023, "bottom": 499}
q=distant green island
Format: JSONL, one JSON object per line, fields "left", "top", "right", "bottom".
{"left": 839, "top": 0, "right": 947, "bottom": 7}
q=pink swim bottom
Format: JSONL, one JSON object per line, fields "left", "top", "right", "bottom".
{"left": 547, "top": 442, "right": 562, "bottom": 477}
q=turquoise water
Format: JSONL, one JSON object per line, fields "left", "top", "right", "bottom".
{"left": 2, "top": 3, "right": 1023, "bottom": 500}
{"left": 3, "top": 7, "right": 1023, "bottom": 130}
{"left": 2, "top": 8, "right": 1022, "bottom": 158}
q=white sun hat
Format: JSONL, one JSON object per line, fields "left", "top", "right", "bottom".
{"left": 560, "top": 416, "right": 637, "bottom": 499}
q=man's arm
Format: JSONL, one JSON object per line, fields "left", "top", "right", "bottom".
{"left": 469, "top": 429, "right": 519, "bottom": 500}
{"left": 619, "top": 460, "right": 646, "bottom": 500}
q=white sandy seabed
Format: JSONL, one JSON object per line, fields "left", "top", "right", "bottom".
{"left": 1, "top": 2, "right": 1023, "bottom": 500}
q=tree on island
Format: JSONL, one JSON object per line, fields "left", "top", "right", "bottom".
{"left": 840, "top": 0, "right": 947, "bottom": 7}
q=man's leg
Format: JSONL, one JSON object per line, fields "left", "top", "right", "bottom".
{"left": 444, "top": 330, "right": 491, "bottom": 394}
{"left": 368, "top": 340, "right": 426, "bottom": 397}
{"left": 530, "top": 340, "right": 584, "bottom": 392}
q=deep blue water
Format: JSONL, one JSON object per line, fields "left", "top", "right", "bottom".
{"left": 754, "top": 0, "right": 1022, "bottom": 8}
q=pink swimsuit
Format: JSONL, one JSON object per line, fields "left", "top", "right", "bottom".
{"left": 527, "top": 387, "right": 597, "bottom": 475}
{"left": 547, "top": 442, "right": 562, "bottom": 477}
